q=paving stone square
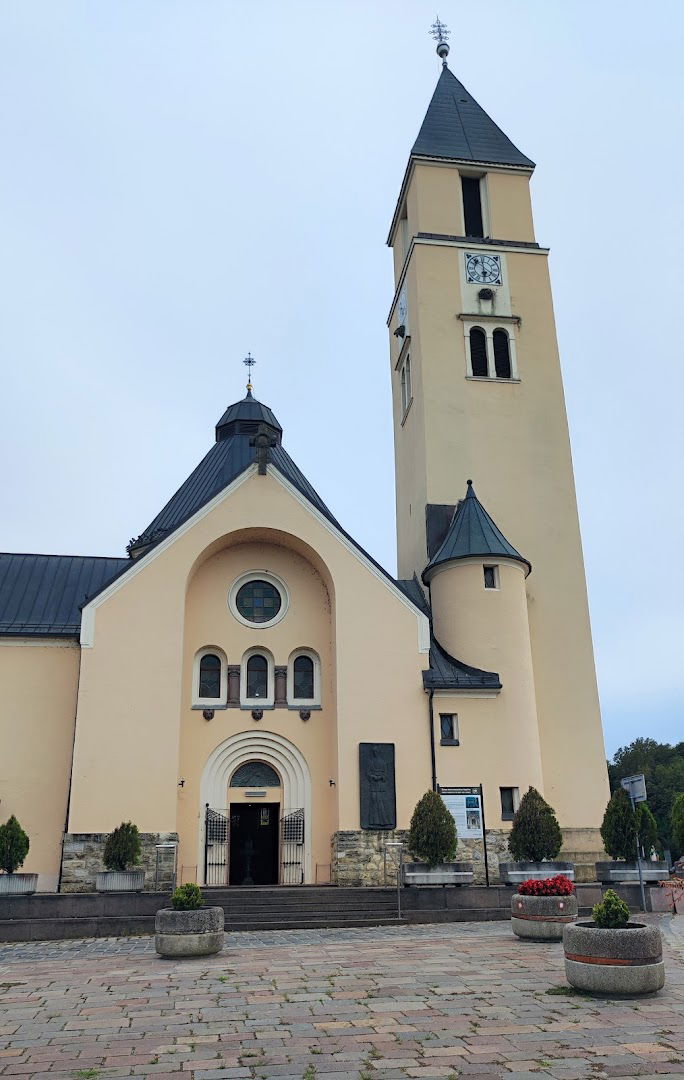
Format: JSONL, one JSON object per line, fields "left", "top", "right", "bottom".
{"left": 0, "top": 916, "right": 682, "bottom": 1079}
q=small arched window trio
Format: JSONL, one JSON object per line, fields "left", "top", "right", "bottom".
{"left": 468, "top": 326, "right": 514, "bottom": 380}
{"left": 195, "top": 647, "right": 320, "bottom": 709}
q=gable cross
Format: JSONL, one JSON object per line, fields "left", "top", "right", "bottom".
{"left": 250, "top": 422, "right": 277, "bottom": 475}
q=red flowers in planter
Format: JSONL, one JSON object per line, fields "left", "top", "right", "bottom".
{"left": 517, "top": 874, "right": 575, "bottom": 896}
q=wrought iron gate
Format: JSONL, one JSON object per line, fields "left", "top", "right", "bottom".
{"left": 280, "top": 808, "right": 305, "bottom": 884}
{"left": 203, "top": 804, "right": 304, "bottom": 886}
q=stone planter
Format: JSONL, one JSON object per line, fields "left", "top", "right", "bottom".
{"left": 595, "top": 861, "right": 669, "bottom": 884}
{"left": 95, "top": 870, "right": 145, "bottom": 892}
{"left": 155, "top": 906, "right": 224, "bottom": 958}
{"left": 511, "top": 892, "right": 578, "bottom": 940}
{"left": 0, "top": 873, "right": 38, "bottom": 896}
{"left": 499, "top": 861, "right": 574, "bottom": 885}
{"left": 563, "top": 921, "right": 665, "bottom": 995}
{"left": 402, "top": 862, "right": 474, "bottom": 886}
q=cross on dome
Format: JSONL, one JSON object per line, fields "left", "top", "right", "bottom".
{"left": 429, "top": 15, "right": 450, "bottom": 64}
{"left": 243, "top": 352, "right": 256, "bottom": 395}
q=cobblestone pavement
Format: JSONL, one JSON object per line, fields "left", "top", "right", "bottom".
{"left": 0, "top": 916, "right": 683, "bottom": 1080}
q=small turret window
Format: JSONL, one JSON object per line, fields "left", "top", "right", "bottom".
{"left": 483, "top": 565, "right": 499, "bottom": 589}
{"left": 469, "top": 328, "right": 488, "bottom": 377}
{"left": 493, "top": 329, "right": 512, "bottom": 379}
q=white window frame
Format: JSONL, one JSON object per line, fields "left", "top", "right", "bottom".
{"left": 240, "top": 647, "right": 275, "bottom": 708}
{"left": 228, "top": 570, "right": 289, "bottom": 629}
{"left": 287, "top": 648, "right": 321, "bottom": 707}
{"left": 193, "top": 646, "right": 228, "bottom": 707}
{"left": 463, "top": 321, "right": 519, "bottom": 380}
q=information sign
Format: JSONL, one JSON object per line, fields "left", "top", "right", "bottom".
{"left": 440, "top": 786, "right": 484, "bottom": 839}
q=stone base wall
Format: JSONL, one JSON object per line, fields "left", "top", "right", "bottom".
{"left": 331, "top": 827, "right": 606, "bottom": 886}
{"left": 60, "top": 832, "right": 179, "bottom": 893}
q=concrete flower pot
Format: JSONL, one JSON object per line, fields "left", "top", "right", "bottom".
{"left": 499, "top": 861, "right": 574, "bottom": 885}
{"left": 595, "top": 861, "right": 669, "bottom": 885}
{"left": 96, "top": 870, "right": 145, "bottom": 892}
{"left": 563, "top": 921, "right": 665, "bottom": 995}
{"left": 402, "top": 862, "right": 474, "bottom": 886}
{"left": 155, "top": 906, "right": 224, "bottom": 958}
{"left": 0, "top": 873, "right": 38, "bottom": 896}
{"left": 511, "top": 892, "right": 578, "bottom": 940}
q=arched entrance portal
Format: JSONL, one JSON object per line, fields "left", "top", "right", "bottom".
{"left": 199, "top": 731, "right": 312, "bottom": 886}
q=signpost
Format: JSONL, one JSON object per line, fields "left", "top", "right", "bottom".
{"left": 621, "top": 773, "right": 647, "bottom": 911}
{"left": 439, "top": 784, "right": 489, "bottom": 887}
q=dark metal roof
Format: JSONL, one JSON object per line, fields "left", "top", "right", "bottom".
{"left": 396, "top": 575, "right": 430, "bottom": 616}
{"left": 412, "top": 66, "right": 534, "bottom": 169}
{"left": 215, "top": 390, "right": 282, "bottom": 442}
{"left": 0, "top": 553, "right": 127, "bottom": 636}
{"left": 423, "top": 480, "right": 531, "bottom": 581}
{"left": 423, "top": 635, "right": 501, "bottom": 692}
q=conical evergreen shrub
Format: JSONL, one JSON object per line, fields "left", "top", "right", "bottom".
{"left": 0, "top": 816, "right": 30, "bottom": 875}
{"left": 103, "top": 822, "right": 141, "bottom": 872}
{"left": 671, "top": 793, "right": 684, "bottom": 860}
{"left": 507, "top": 786, "right": 562, "bottom": 862}
{"left": 600, "top": 788, "right": 637, "bottom": 861}
{"left": 635, "top": 803, "right": 659, "bottom": 858}
{"left": 408, "top": 790, "right": 457, "bottom": 867}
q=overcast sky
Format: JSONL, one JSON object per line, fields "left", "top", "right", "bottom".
{"left": 1, "top": 1, "right": 682, "bottom": 759}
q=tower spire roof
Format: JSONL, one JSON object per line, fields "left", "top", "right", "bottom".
{"left": 422, "top": 480, "right": 531, "bottom": 581}
{"left": 412, "top": 65, "right": 534, "bottom": 169}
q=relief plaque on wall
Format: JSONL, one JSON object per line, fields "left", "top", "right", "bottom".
{"left": 359, "top": 743, "right": 397, "bottom": 830}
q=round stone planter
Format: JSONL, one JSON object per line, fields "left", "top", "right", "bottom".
{"left": 563, "top": 921, "right": 665, "bottom": 995}
{"left": 155, "top": 906, "right": 225, "bottom": 958}
{"left": 96, "top": 870, "right": 145, "bottom": 892}
{"left": 595, "top": 861, "right": 669, "bottom": 884}
{"left": 402, "top": 862, "right": 474, "bottom": 886}
{"left": 511, "top": 892, "right": 578, "bottom": 940}
{"left": 499, "top": 861, "right": 575, "bottom": 885}
{"left": 0, "top": 873, "right": 38, "bottom": 896}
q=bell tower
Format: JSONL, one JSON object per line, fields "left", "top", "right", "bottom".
{"left": 388, "top": 28, "right": 608, "bottom": 829}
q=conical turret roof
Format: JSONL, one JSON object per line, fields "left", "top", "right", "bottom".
{"left": 412, "top": 65, "right": 534, "bottom": 169}
{"left": 422, "top": 480, "right": 531, "bottom": 581}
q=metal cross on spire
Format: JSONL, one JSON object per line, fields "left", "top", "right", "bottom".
{"left": 429, "top": 15, "right": 450, "bottom": 64}
{"left": 243, "top": 352, "right": 256, "bottom": 394}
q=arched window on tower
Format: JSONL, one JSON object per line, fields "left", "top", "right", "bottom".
{"left": 469, "top": 327, "right": 488, "bottom": 377}
{"left": 199, "top": 653, "right": 221, "bottom": 699}
{"left": 493, "top": 328, "right": 512, "bottom": 379}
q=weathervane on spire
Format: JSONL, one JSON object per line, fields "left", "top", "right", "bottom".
{"left": 243, "top": 352, "right": 256, "bottom": 394}
{"left": 429, "top": 15, "right": 450, "bottom": 65}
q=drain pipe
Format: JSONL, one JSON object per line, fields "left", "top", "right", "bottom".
{"left": 428, "top": 689, "right": 437, "bottom": 792}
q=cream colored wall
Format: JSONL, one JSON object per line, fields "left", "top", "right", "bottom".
{"left": 486, "top": 172, "right": 535, "bottom": 241}
{"left": 429, "top": 559, "right": 543, "bottom": 805}
{"left": 72, "top": 468, "right": 431, "bottom": 873}
{"left": 390, "top": 163, "right": 609, "bottom": 831}
{"left": 0, "top": 640, "right": 79, "bottom": 890}
{"left": 176, "top": 539, "right": 337, "bottom": 882}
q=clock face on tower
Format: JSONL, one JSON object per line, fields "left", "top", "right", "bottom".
{"left": 465, "top": 253, "right": 502, "bottom": 285}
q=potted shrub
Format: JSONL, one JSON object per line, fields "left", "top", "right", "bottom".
{"left": 155, "top": 882, "right": 224, "bottom": 957}
{"left": 596, "top": 789, "right": 668, "bottom": 884}
{"left": 403, "top": 790, "right": 473, "bottom": 885}
{"left": 96, "top": 822, "right": 145, "bottom": 892}
{"left": 499, "top": 787, "right": 574, "bottom": 885}
{"left": 511, "top": 874, "right": 578, "bottom": 940}
{"left": 563, "top": 889, "right": 665, "bottom": 995}
{"left": 0, "top": 816, "right": 37, "bottom": 896}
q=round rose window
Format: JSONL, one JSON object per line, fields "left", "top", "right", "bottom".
{"left": 234, "top": 579, "right": 282, "bottom": 624}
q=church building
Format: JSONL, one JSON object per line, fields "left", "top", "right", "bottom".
{"left": 0, "top": 35, "right": 609, "bottom": 891}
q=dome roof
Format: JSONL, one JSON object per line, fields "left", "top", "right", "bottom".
{"left": 215, "top": 389, "right": 282, "bottom": 443}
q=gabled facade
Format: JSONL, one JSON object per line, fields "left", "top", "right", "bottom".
{"left": 0, "top": 48, "right": 609, "bottom": 893}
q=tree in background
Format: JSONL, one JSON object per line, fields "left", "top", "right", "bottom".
{"left": 607, "top": 738, "right": 684, "bottom": 855}
{"left": 635, "top": 803, "right": 659, "bottom": 858}
{"left": 671, "top": 794, "right": 684, "bottom": 861}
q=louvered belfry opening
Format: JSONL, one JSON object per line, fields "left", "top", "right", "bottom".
{"left": 469, "top": 327, "right": 488, "bottom": 377}
{"left": 493, "top": 329, "right": 512, "bottom": 379}
{"left": 461, "top": 176, "right": 484, "bottom": 237}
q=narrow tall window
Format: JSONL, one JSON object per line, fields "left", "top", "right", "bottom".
{"left": 293, "top": 655, "right": 314, "bottom": 700}
{"left": 461, "top": 176, "right": 484, "bottom": 237}
{"left": 198, "top": 653, "right": 221, "bottom": 698}
{"left": 400, "top": 364, "right": 407, "bottom": 413}
{"left": 469, "top": 327, "right": 488, "bottom": 377}
{"left": 500, "top": 787, "right": 519, "bottom": 821}
{"left": 246, "top": 654, "right": 268, "bottom": 699}
{"left": 493, "top": 329, "right": 512, "bottom": 379}
{"left": 483, "top": 565, "right": 499, "bottom": 589}
{"left": 439, "top": 714, "right": 459, "bottom": 745}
